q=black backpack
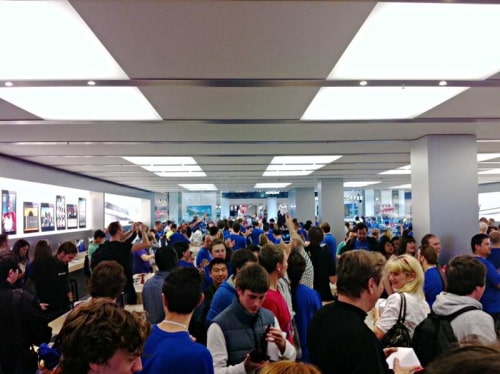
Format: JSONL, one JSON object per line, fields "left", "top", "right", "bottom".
{"left": 411, "top": 306, "right": 478, "bottom": 366}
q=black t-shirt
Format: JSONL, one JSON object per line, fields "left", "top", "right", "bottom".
{"left": 306, "top": 243, "right": 336, "bottom": 301}
{"left": 33, "top": 256, "right": 70, "bottom": 310}
{"left": 106, "top": 240, "right": 134, "bottom": 279}
{"left": 308, "top": 300, "right": 390, "bottom": 374}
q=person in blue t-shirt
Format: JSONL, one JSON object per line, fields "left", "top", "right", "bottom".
{"left": 227, "top": 222, "right": 247, "bottom": 251}
{"left": 471, "top": 233, "right": 500, "bottom": 329}
{"left": 250, "top": 221, "right": 264, "bottom": 246}
{"left": 320, "top": 222, "right": 337, "bottom": 261}
{"left": 196, "top": 235, "right": 213, "bottom": 268}
{"left": 487, "top": 231, "right": 500, "bottom": 269}
{"left": 140, "top": 267, "right": 214, "bottom": 374}
{"left": 418, "top": 245, "right": 445, "bottom": 308}
{"left": 173, "top": 242, "right": 195, "bottom": 268}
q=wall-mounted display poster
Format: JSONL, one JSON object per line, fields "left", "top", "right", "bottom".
{"left": 23, "top": 202, "right": 39, "bottom": 233}
{"left": 2, "top": 190, "right": 17, "bottom": 235}
{"left": 186, "top": 205, "right": 212, "bottom": 221}
{"left": 78, "top": 198, "right": 86, "bottom": 228}
{"left": 40, "top": 202, "right": 55, "bottom": 232}
{"left": 67, "top": 204, "right": 78, "bottom": 229}
{"left": 56, "top": 195, "right": 66, "bottom": 230}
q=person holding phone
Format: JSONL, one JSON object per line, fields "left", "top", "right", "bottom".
{"left": 207, "top": 263, "right": 296, "bottom": 374}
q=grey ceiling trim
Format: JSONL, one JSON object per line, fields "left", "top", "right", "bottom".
{"left": 3, "top": 78, "right": 500, "bottom": 88}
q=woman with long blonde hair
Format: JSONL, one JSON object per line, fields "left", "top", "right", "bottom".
{"left": 374, "top": 254, "right": 430, "bottom": 341}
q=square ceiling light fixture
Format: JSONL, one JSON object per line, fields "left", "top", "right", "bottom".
{"left": 302, "top": 2, "right": 500, "bottom": 120}
{"left": 254, "top": 183, "right": 291, "bottom": 189}
{"left": 179, "top": 184, "right": 218, "bottom": 191}
{"left": 123, "top": 157, "right": 207, "bottom": 177}
{"left": 263, "top": 156, "right": 341, "bottom": 177}
{"left": 379, "top": 165, "right": 411, "bottom": 175}
{"left": 391, "top": 184, "right": 412, "bottom": 189}
{"left": 344, "top": 181, "right": 381, "bottom": 188}
{"left": 0, "top": 0, "right": 160, "bottom": 120}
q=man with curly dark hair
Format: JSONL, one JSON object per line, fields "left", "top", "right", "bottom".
{"left": 57, "top": 298, "right": 150, "bottom": 374}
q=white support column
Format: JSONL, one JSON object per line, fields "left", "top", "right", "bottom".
{"left": 293, "top": 187, "right": 315, "bottom": 223}
{"left": 267, "top": 197, "right": 278, "bottom": 222}
{"left": 317, "top": 178, "right": 345, "bottom": 244}
{"left": 411, "top": 135, "right": 478, "bottom": 263}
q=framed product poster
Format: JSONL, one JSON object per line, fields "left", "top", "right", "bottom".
{"left": 56, "top": 195, "right": 66, "bottom": 230}
{"left": 66, "top": 204, "right": 78, "bottom": 229}
{"left": 78, "top": 198, "right": 86, "bottom": 228}
{"left": 2, "top": 190, "right": 17, "bottom": 235}
{"left": 40, "top": 202, "right": 55, "bottom": 232}
{"left": 23, "top": 201, "right": 39, "bottom": 233}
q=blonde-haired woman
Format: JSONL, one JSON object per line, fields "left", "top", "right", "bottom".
{"left": 374, "top": 254, "right": 430, "bottom": 341}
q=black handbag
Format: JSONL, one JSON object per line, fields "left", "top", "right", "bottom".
{"left": 381, "top": 293, "right": 412, "bottom": 348}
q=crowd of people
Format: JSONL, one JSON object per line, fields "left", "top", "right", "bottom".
{"left": 1, "top": 213, "right": 500, "bottom": 374}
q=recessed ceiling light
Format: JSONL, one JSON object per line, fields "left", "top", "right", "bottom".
{"left": 0, "top": 1, "right": 160, "bottom": 120}
{"left": 87, "top": 80, "right": 96, "bottom": 86}
{"left": 391, "top": 184, "right": 412, "bottom": 189}
{"left": 0, "top": 87, "right": 161, "bottom": 120}
{"left": 155, "top": 172, "right": 206, "bottom": 178}
{"left": 379, "top": 165, "right": 412, "bottom": 175}
{"left": 302, "top": 86, "right": 467, "bottom": 120}
{"left": 4, "top": 81, "right": 13, "bottom": 87}
{"left": 263, "top": 171, "right": 312, "bottom": 177}
{"left": 438, "top": 80, "right": 447, "bottom": 86}
{"left": 329, "top": 3, "right": 500, "bottom": 80}
{"left": 254, "top": 183, "right": 291, "bottom": 188}
{"left": 478, "top": 169, "right": 500, "bottom": 175}
{"left": 477, "top": 153, "right": 500, "bottom": 162}
{"left": 360, "top": 80, "right": 368, "bottom": 86}
{"left": 344, "top": 181, "right": 381, "bottom": 188}
{"left": 179, "top": 184, "right": 217, "bottom": 191}
{"left": 142, "top": 165, "right": 202, "bottom": 172}
{"left": 266, "top": 164, "right": 321, "bottom": 172}
{"left": 271, "top": 156, "right": 342, "bottom": 164}
{"left": 123, "top": 157, "right": 198, "bottom": 165}
{"left": 303, "top": 2, "right": 500, "bottom": 120}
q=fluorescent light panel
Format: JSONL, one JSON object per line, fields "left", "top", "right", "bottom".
{"left": 329, "top": 3, "right": 500, "bottom": 80}
{"left": 272, "top": 156, "right": 342, "bottom": 164}
{"left": 255, "top": 183, "right": 291, "bottom": 188}
{"left": 303, "top": 3, "right": 500, "bottom": 120}
{"left": 302, "top": 87, "right": 467, "bottom": 120}
{"left": 379, "top": 165, "right": 412, "bottom": 175}
{"left": 123, "top": 157, "right": 197, "bottom": 165}
{"left": 263, "top": 155, "right": 341, "bottom": 176}
{"left": 142, "top": 165, "right": 202, "bottom": 173}
{"left": 123, "top": 157, "right": 207, "bottom": 177}
{"left": 263, "top": 171, "right": 311, "bottom": 177}
{"left": 0, "top": 1, "right": 160, "bottom": 120}
{"left": 391, "top": 184, "right": 412, "bottom": 189}
{"left": 344, "top": 181, "right": 381, "bottom": 188}
{"left": 479, "top": 169, "right": 500, "bottom": 175}
{"left": 0, "top": 87, "right": 161, "bottom": 120}
{"left": 477, "top": 153, "right": 500, "bottom": 162}
{"left": 179, "top": 184, "right": 217, "bottom": 191}
{"left": 155, "top": 172, "right": 206, "bottom": 178}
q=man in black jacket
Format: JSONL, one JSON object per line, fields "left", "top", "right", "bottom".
{"left": 0, "top": 252, "right": 51, "bottom": 373}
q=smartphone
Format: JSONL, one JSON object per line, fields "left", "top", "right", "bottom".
{"left": 249, "top": 350, "right": 270, "bottom": 362}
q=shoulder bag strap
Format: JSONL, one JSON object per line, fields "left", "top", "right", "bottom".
{"left": 398, "top": 292, "right": 407, "bottom": 324}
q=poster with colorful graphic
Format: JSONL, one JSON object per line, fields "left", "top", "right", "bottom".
{"left": 2, "top": 190, "right": 17, "bottom": 235}
{"left": 23, "top": 201, "right": 39, "bottom": 233}
{"left": 40, "top": 202, "right": 55, "bottom": 232}
{"left": 56, "top": 195, "right": 66, "bottom": 230}
{"left": 78, "top": 198, "right": 86, "bottom": 228}
{"left": 67, "top": 204, "right": 78, "bottom": 229}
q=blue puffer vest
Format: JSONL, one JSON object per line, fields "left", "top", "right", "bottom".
{"left": 212, "top": 297, "right": 275, "bottom": 366}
